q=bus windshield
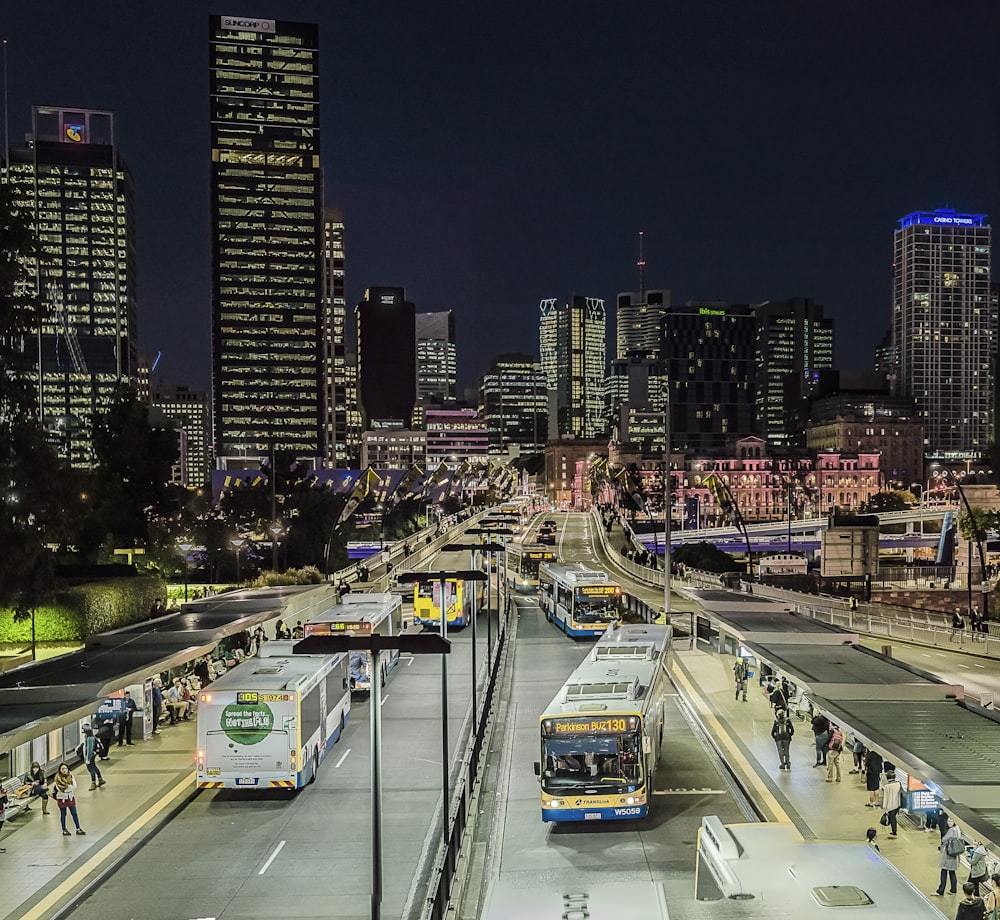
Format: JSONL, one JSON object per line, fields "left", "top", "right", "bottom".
{"left": 540, "top": 729, "right": 643, "bottom": 793}
{"left": 574, "top": 589, "right": 621, "bottom": 623}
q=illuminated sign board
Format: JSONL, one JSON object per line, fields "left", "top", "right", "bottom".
{"left": 698, "top": 307, "right": 726, "bottom": 316}
{"left": 65, "top": 124, "right": 84, "bottom": 143}
{"left": 527, "top": 551, "right": 556, "bottom": 560}
{"left": 544, "top": 716, "right": 637, "bottom": 735}
{"left": 304, "top": 620, "right": 373, "bottom": 636}
{"left": 221, "top": 15, "right": 276, "bottom": 33}
{"left": 578, "top": 584, "right": 621, "bottom": 597}
{"left": 898, "top": 210, "right": 988, "bottom": 230}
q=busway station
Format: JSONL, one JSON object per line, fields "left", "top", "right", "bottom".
{"left": 4, "top": 507, "right": 1000, "bottom": 920}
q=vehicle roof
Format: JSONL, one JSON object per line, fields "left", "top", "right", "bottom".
{"left": 205, "top": 642, "right": 344, "bottom": 693}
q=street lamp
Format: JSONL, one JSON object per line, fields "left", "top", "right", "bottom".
{"left": 269, "top": 523, "right": 285, "bottom": 572}
{"left": 230, "top": 538, "right": 246, "bottom": 584}
{"left": 178, "top": 541, "right": 194, "bottom": 602}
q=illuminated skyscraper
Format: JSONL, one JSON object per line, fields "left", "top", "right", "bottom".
{"left": 480, "top": 354, "right": 548, "bottom": 455}
{"left": 209, "top": 15, "right": 325, "bottom": 465}
{"left": 416, "top": 311, "right": 457, "bottom": 404}
{"left": 616, "top": 289, "right": 670, "bottom": 359}
{"left": 539, "top": 296, "right": 607, "bottom": 438}
{"left": 6, "top": 106, "right": 137, "bottom": 466}
{"left": 323, "top": 209, "right": 358, "bottom": 466}
{"left": 892, "top": 209, "right": 994, "bottom": 459}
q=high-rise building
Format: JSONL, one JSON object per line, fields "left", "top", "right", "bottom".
{"left": 661, "top": 302, "right": 756, "bottom": 454}
{"left": 753, "top": 297, "right": 834, "bottom": 447}
{"left": 149, "top": 383, "right": 212, "bottom": 489}
{"left": 480, "top": 354, "right": 548, "bottom": 455}
{"left": 209, "top": 15, "right": 326, "bottom": 466}
{"left": 6, "top": 106, "right": 137, "bottom": 466}
{"left": 892, "top": 209, "right": 994, "bottom": 459}
{"left": 615, "top": 289, "right": 670, "bottom": 359}
{"left": 539, "top": 296, "right": 607, "bottom": 439}
{"left": 425, "top": 407, "right": 489, "bottom": 465}
{"left": 323, "top": 210, "right": 357, "bottom": 467}
{"left": 415, "top": 311, "right": 457, "bottom": 404}
{"left": 356, "top": 286, "right": 416, "bottom": 428}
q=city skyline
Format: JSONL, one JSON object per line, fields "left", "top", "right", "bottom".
{"left": 3, "top": 2, "right": 1000, "bottom": 392}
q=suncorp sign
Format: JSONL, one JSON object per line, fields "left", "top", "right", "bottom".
{"left": 221, "top": 15, "right": 276, "bottom": 33}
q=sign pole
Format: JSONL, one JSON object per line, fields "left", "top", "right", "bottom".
{"left": 370, "top": 647, "right": 382, "bottom": 920}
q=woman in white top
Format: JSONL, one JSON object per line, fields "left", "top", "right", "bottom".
{"left": 880, "top": 768, "right": 902, "bottom": 838}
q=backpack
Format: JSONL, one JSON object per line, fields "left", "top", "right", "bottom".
{"left": 74, "top": 741, "right": 85, "bottom": 759}
{"left": 95, "top": 736, "right": 107, "bottom": 757}
{"left": 945, "top": 834, "right": 966, "bottom": 857}
{"left": 829, "top": 732, "right": 843, "bottom": 752}
{"left": 774, "top": 718, "right": 791, "bottom": 741}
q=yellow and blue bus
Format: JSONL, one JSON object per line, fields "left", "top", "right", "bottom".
{"left": 537, "top": 562, "right": 624, "bottom": 637}
{"left": 534, "top": 622, "right": 672, "bottom": 822}
{"left": 506, "top": 542, "right": 558, "bottom": 592}
{"left": 413, "top": 577, "right": 475, "bottom": 629}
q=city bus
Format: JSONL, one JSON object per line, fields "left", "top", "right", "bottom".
{"left": 695, "top": 816, "right": 943, "bottom": 918}
{"left": 506, "top": 542, "right": 558, "bottom": 592}
{"left": 537, "top": 562, "right": 624, "bottom": 637}
{"left": 304, "top": 593, "right": 402, "bottom": 691}
{"left": 196, "top": 641, "right": 350, "bottom": 790}
{"left": 412, "top": 577, "right": 475, "bottom": 629}
{"left": 534, "top": 622, "right": 672, "bottom": 822}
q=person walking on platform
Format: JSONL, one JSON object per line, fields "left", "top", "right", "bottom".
{"left": 880, "top": 766, "right": 902, "bottom": 837}
{"left": 935, "top": 819, "right": 966, "bottom": 896}
{"left": 955, "top": 882, "right": 986, "bottom": 920}
{"left": 52, "top": 763, "right": 85, "bottom": 836}
{"left": 771, "top": 708, "right": 794, "bottom": 770}
{"left": 769, "top": 680, "right": 788, "bottom": 712}
{"left": 151, "top": 678, "right": 164, "bottom": 733}
{"left": 117, "top": 690, "right": 138, "bottom": 746}
{"left": 950, "top": 611, "right": 966, "bottom": 643}
{"left": 826, "top": 725, "right": 844, "bottom": 782}
{"left": 82, "top": 725, "right": 106, "bottom": 790}
{"left": 732, "top": 657, "right": 749, "bottom": 702}
{"left": 864, "top": 749, "right": 883, "bottom": 806}
{"left": 811, "top": 711, "right": 831, "bottom": 767}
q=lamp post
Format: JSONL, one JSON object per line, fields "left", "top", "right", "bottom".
{"left": 269, "top": 523, "right": 284, "bottom": 572}
{"left": 178, "top": 541, "right": 194, "bottom": 602}
{"left": 230, "top": 538, "right": 246, "bottom": 584}
{"left": 663, "top": 386, "right": 671, "bottom": 619}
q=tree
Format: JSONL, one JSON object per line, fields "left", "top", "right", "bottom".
{"left": 860, "top": 491, "right": 912, "bottom": 514}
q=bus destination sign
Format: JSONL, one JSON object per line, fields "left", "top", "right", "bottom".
{"left": 546, "top": 716, "right": 633, "bottom": 735}
{"left": 578, "top": 584, "right": 620, "bottom": 597}
{"left": 305, "top": 620, "right": 373, "bottom": 636}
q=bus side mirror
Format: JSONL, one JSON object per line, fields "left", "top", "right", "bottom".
{"left": 643, "top": 736, "right": 652, "bottom": 755}
{"left": 533, "top": 761, "right": 540, "bottom": 776}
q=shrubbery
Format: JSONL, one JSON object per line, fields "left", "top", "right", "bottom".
{"left": 0, "top": 576, "right": 165, "bottom": 642}
{"left": 252, "top": 566, "right": 324, "bottom": 588}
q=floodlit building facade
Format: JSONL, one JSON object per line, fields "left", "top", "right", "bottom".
{"left": 615, "top": 288, "right": 669, "bottom": 359}
{"left": 480, "top": 354, "right": 548, "bottom": 456}
{"left": 416, "top": 311, "right": 457, "bottom": 405}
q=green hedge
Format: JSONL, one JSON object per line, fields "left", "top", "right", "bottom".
{"left": 0, "top": 576, "right": 166, "bottom": 642}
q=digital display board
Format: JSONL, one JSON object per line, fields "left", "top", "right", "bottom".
{"left": 578, "top": 584, "right": 621, "bottom": 597}
{"left": 304, "top": 620, "right": 373, "bottom": 636}
{"left": 544, "top": 716, "right": 637, "bottom": 735}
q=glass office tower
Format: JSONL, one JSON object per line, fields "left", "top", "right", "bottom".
{"left": 209, "top": 15, "right": 325, "bottom": 465}
{"left": 6, "top": 106, "right": 137, "bottom": 467}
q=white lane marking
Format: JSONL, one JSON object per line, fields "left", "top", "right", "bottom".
{"left": 401, "top": 654, "right": 415, "bottom": 666}
{"left": 920, "top": 653, "right": 932, "bottom": 657}
{"left": 258, "top": 840, "right": 286, "bottom": 875}
{"left": 653, "top": 788, "right": 727, "bottom": 795}
{"left": 334, "top": 749, "right": 352, "bottom": 768}
{"left": 974, "top": 663, "right": 985, "bottom": 669}
{"left": 381, "top": 694, "right": 389, "bottom": 705}
{"left": 959, "top": 664, "right": 970, "bottom": 669}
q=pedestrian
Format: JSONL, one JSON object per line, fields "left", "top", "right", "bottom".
{"left": 864, "top": 749, "right": 883, "bottom": 806}
{"left": 849, "top": 736, "right": 865, "bottom": 774}
{"left": 292, "top": 621, "right": 304, "bottom": 639}
{"left": 82, "top": 725, "right": 106, "bottom": 790}
{"left": 951, "top": 611, "right": 966, "bottom": 642}
{"left": 0, "top": 786, "right": 7, "bottom": 852}
{"left": 811, "top": 711, "right": 831, "bottom": 767}
{"left": 968, "top": 840, "right": 990, "bottom": 896}
{"left": 935, "top": 819, "right": 966, "bottom": 896}
{"left": 826, "top": 725, "right": 844, "bottom": 782}
{"left": 865, "top": 827, "right": 880, "bottom": 853}
{"left": 955, "top": 882, "right": 986, "bottom": 920}
{"left": 982, "top": 873, "right": 1000, "bottom": 920}
{"left": 880, "top": 766, "right": 902, "bottom": 837}
{"left": 770, "top": 680, "right": 788, "bottom": 712}
{"left": 25, "top": 761, "right": 50, "bottom": 814}
{"left": 927, "top": 804, "right": 950, "bottom": 838}
{"left": 52, "top": 763, "right": 86, "bottom": 836}
{"left": 117, "top": 690, "right": 138, "bottom": 746}
{"left": 771, "top": 707, "right": 794, "bottom": 770}
{"left": 151, "top": 678, "right": 164, "bottom": 734}
{"left": 849, "top": 596, "right": 859, "bottom": 612}
{"left": 195, "top": 656, "right": 212, "bottom": 688}
{"left": 732, "top": 656, "right": 749, "bottom": 702}
{"left": 274, "top": 619, "right": 286, "bottom": 641}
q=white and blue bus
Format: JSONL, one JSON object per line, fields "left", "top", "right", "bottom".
{"left": 537, "top": 562, "right": 624, "bottom": 637}
{"left": 304, "top": 593, "right": 402, "bottom": 691}
{"left": 196, "top": 641, "right": 350, "bottom": 790}
{"left": 534, "top": 622, "right": 672, "bottom": 822}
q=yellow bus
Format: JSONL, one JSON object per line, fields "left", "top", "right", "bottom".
{"left": 506, "top": 543, "right": 558, "bottom": 592}
{"left": 413, "top": 578, "right": 475, "bottom": 628}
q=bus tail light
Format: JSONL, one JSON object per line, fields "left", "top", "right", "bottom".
{"left": 196, "top": 750, "right": 205, "bottom": 769}
{"left": 201, "top": 693, "right": 212, "bottom": 703}
{"left": 290, "top": 748, "right": 297, "bottom": 766}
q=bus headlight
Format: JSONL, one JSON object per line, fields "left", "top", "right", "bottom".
{"left": 546, "top": 799, "right": 562, "bottom": 807}
{"left": 625, "top": 796, "right": 635, "bottom": 805}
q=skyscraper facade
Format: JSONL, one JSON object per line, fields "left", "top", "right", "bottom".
{"left": 661, "top": 302, "right": 756, "bottom": 454}
{"left": 415, "top": 311, "right": 457, "bottom": 404}
{"left": 539, "top": 296, "right": 607, "bottom": 439}
{"left": 356, "top": 286, "right": 416, "bottom": 428}
{"left": 615, "top": 289, "right": 670, "bottom": 359}
{"left": 892, "top": 209, "right": 994, "bottom": 459}
{"left": 323, "top": 210, "right": 358, "bottom": 466}
{"left": 209, "top": 15, "right": 325, "bottom": 465}
{"left": 7, "top": 106, "right": 137, "bottom": 466}
{"left": 480, "top": 354, "right": 548, "bottom": 455}
{"left": 149, "top": 383, "right": 212, "bottom": 489}
{"left": 753, "top": 297, "right": 834, "bottom": 447}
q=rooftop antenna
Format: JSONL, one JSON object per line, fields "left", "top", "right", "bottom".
{"left": 637, "top": 230, "right": 646, "bottom": 298}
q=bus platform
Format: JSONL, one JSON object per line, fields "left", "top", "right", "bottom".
{"left": 672, "top": 640, "right": 965, "bottom": 911}
{"left": 0, "top": 719, "right": 198, "bottom": 920}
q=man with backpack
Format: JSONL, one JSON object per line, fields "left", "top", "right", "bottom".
{"left": 826, "top": 724, "right": 845, "bottom": 782}
{"left": 771, "top": 708, "right": 794, "bottom": 770}
{"left": 732, "top": 656, "right": 749, "bottom": 702}
{"left": 80, "top": 725, "right": 106, "bottom": 791}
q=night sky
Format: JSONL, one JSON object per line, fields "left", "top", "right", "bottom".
{"left": 4, "top": 2, "right": 999, "bottom": 392}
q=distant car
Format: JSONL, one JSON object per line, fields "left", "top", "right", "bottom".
{"left": 537, "top": 531, "right": 556, "bottom": 545}
{"left": 543, "top": 519, "right": 557, "bottom": 528}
